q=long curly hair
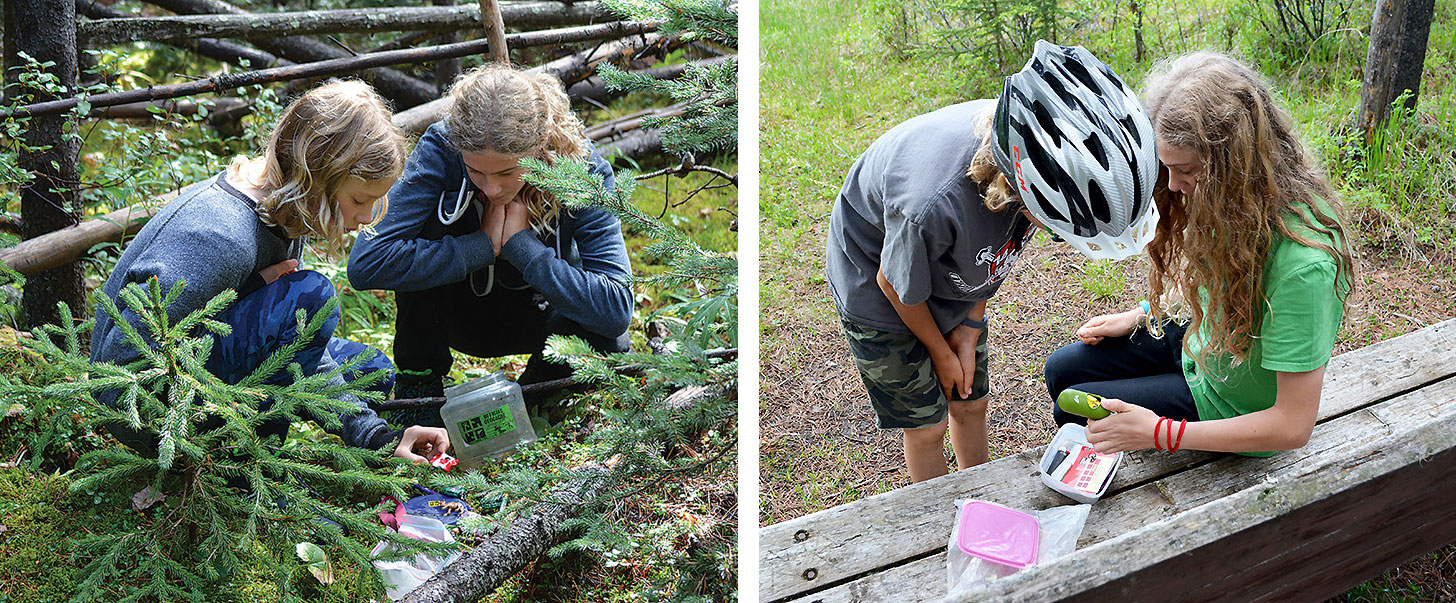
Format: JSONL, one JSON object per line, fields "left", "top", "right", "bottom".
{"left": 444, "top": 64, "right": 589, "bottom": 238}
{"left": 232, "top": 79, "right": 406, "bottom": 251}
{"left": 1141, "top": 52, "right": 1355, "bottom": 366}
{"left": 968, "top": 113, "right": 1021, "bottom": 213}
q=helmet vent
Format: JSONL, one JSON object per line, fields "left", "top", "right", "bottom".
{"left": 1087, "top": 178, "right": 1112, "bottom": 225}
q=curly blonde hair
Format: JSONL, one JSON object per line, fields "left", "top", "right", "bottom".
{"left": 967, "top": 113, "right": 1022, "bottom": 213}
{"left": 445, "top": 64, "right": 589, "bottom": 238}
{"left": 1141, "top": 52, "right": 1355, "bottom": 366}
{"left": 230, "top": 79, "right": 406, "bottom": 250}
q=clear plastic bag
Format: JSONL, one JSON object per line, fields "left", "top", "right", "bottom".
{"left": 946, "top": 500, "right": 1091, "bottom": 596}
{"left": 371, "top": 513, "right": 463, "bottom": 600}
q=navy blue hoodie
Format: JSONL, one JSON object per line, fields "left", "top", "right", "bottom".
{"left": 347, "top": 121, "right": 633, "bottom": 339}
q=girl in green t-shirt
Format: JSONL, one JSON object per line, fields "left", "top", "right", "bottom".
{"left": 1045, "top": 51, "right": 1355, "bottom": 456}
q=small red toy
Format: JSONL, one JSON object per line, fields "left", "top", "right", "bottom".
{"left": 429, "top": 452, "right": 458, "bottom": 472}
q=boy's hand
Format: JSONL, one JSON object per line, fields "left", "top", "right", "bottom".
{"left": 944, "top": 324, "right": 979, "bottom": 399}
{"left": 1085, "top": 398, "right": 1158, "bottom": 453}
{"left": 1075, "top": 309, "right": 1142, "bottom": 345}
{"left": 259, "top": 259, "right": 298, "bottom": 285}
{"left": 393, "top": 426, "right": 451, "bottom": 463}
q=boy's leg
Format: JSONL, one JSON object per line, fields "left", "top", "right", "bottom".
{"left": 947, "top": 327, "right": 991, "bottom": 469}
{"left": 903, "top": 420, "right": 951, "bottom": 482}
{"left": 842, "top": 318, "right": 950, "bottom": 483}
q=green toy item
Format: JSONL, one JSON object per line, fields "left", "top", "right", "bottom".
{"left": 1057, "top": 388, "right": 1111, "bottom": 420}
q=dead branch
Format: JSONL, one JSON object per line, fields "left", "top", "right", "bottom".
{"left": 88, "top": 97, "right": 248, "bottom": 119}
{"left": 78, "top": 3, "right": 611, "bottom": 45}
{"left": 583, "top": 101, "right": 688, "bottom": 140}
{"left": 5, "top": 21, "right": 658, "bottom": 119}
{"left": 478, "top": 0, "right": 511, "bottom": 65}
{"left": 145, "top": 0, "right": 437, "bottom": 107}
{"left": 76, "top": 0, "right": 293, "bottom": 69}
{"left": 392, "top": 32, "right": 688, "bottom": 134}
{"left": 398, "top": 467, "right": 610, "bottom": 603}
{"left": 0, "top": 204, "right": 162, "bottom": 277}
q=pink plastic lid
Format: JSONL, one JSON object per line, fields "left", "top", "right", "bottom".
{"left": 955, "top": 501, "right": 1040, "bottom": 570}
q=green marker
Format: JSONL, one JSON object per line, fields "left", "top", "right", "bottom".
{"left": 1058, "top": 388, "right": 1111, "bottom": 420}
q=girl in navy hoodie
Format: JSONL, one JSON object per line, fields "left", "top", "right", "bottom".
{"left": 348, "top": 64, "right": 633, "bottom": 412}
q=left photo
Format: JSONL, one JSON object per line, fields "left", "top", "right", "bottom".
{"left": 0, "top": 0, "right": 738, "bottom": 600}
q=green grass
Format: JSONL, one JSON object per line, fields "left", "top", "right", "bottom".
{"left": 1077, "top": 260, "right": 1126, "bottom": 300}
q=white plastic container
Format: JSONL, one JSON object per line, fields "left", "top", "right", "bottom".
{"left": 439, "top": 372, "right": 536, "bottom": 469}
{"left": 1039, "top": 423, "right": 1122, "bottom": 504}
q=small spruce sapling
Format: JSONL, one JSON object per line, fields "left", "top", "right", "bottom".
{"left": 0, "top": 278, "right": 450, "bottom": 601}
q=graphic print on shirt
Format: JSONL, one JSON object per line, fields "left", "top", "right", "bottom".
{"left": 945, "top": 226, "right": 1035, "bottom": 295}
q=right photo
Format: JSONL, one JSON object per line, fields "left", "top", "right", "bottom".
{"left": 759, "top": 0, "right": 1456, "bottom": 600}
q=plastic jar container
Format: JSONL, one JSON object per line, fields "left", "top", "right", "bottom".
{"left": 439, "top": 372, "right": 536, "bottom": 469}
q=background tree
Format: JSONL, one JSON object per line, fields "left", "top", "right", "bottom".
{"left": 1357, "top": 0, "right": 1436, "bottom": 145}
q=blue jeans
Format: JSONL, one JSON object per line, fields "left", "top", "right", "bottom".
{"left": 203, "top": 270, "right": 394, "bottom": 439}
{"left": 1044, "top": 321, "right": 1198, "bottom": 426}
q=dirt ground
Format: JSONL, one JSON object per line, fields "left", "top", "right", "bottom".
{"left": 758, "top": 208, "right": 1456, "bottom": 598}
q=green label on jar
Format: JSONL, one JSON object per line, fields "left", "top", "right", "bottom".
{"left": 457, "top": 405, "right": 516, "bottom": 445}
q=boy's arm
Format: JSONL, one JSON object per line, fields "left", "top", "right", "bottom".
{"left": 877, "top": 268, "right": 964, "bottom": 399}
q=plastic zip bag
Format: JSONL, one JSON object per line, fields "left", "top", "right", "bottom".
{"left": 946, "top": 500, "right": 1091, "bottom": 596}
{"left": 371, "top": 514, "right": 462, "bottom": 600}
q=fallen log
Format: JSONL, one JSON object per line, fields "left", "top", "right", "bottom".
{"left": 4, "top": 21, "right": 658, "bottom": 119}
{"left": 0, "top": 204, "right": 163, "bottom": 277}
{"left": 584, "top": 101, "right": 688, "bottom": 140}
{"left": 146, "top": 0, "right": 437, "bottom": 108}
{"left": 76, "top": 0, "right": 293, "bottom": 69}
{"left": 89, "top": 97, "right": 248, "bottom": 119}
{"left": 79, "top": 3, "right": 612, "bottom": 45}
{"left": 368, "top": 347, "right": 737, "bottom": 412}
{"left": 399, "top": 466, "right": 610, "bottom": 603}
{"left": 393, "top": 32, "right": 687, "bottom": 134}
{"left": 568, "top": 55, "right": 731, "bottom": 106}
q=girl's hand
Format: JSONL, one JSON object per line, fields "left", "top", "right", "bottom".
{"left": 259, "top": 259, "right": 298, "bottom": 285}
{"left": 393, "top": 425, "right": 451, "bottom": 463}
{"left": 502, "top": 200, "right": 532, "bottom": 246}
{"left": 1084, "top": 398, "right": 1159, "bottom": 453}
{"left": 944, "top": 324, "right": 979, "bottom": 399}
{"left": 482, "top": 202, "right": 507, "bottom": 256}
{"left": 1075, "top": 309, "right": 1142, "bottom": 345}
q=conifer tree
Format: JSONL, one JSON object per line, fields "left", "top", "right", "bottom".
{"left": 1, "top": 279, "right": 447, "bottom": 601}
{"left": 420, "top": 0, "right": 739, "bottom": 599}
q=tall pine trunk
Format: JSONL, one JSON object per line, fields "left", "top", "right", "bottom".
{"left": 4, "top": 0, "right": 85, "bottom": 329}
{"left": 1356, "top": 0, "right": 1436, "bottom": 145}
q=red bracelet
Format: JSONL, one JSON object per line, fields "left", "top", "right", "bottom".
{"left": 1171, "top": 419, "right": 1188, "bottom": 452}
{"left": 1165, "top": 419, "right": 1175, "bottom": 453}
{"left": 1153, "top": 417, "right": 1166, "bottom": 451}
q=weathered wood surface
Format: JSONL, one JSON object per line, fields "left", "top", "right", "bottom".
{"left": 760, "top": 320, "right": 1456, "bottom": 602}
{"left": 6, "top": 21, "right": 657, "bottom": 119}
{"left": 79, "top": 3, "right": 610, "bottom": 45}
{"left": 392, "top": 32, "right": 686, "bottom": 134}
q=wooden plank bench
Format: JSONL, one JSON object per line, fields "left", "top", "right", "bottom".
{"left": 759, "top": 319, "right": 1456, "bottom": 602}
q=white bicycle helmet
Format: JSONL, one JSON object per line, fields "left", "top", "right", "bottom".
{"left": 992, "top": 40, "right": 1159, "bottom": 260}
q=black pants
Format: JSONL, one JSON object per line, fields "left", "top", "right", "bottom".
{"left": 393, "top": 263, "right": 631, "bottom": 387}
{"left": 1044, "top": 321, "right": 1198, "bottom": 426}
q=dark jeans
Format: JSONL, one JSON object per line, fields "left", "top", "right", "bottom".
{"left": 108, "top": 270, "right": 394, "bottom": 450}
{"left": 1044, "top": 321, "right": 1198, "bottom": 426}
{"left": 393, "top": 262, "right": 631, "bottom": 387}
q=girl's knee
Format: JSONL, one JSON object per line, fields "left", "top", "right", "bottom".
{"left": 1044, "top": 343, "right": 1085, "bottom": 398}
{"left": 276, "top": 270, "right": 339, "bottom": 343}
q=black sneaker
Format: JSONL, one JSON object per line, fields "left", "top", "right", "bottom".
{"left": 388, "top": 370, "right": 445, "bottom": 427}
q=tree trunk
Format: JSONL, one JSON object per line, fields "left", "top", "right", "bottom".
{"left": 392, "top": 32, "right": 688, "bottom": 134}
{"left": 78, "top": 3, "right": 611, "bottom": 46}
{"left": 1356, "top": 0, "right": 1436, "bottom": 145}
{"left": 146, "top": 0, "right": 437, "bottom": 108}
{"left": 478, "top": 0, "right": 511, "bottom": 65}
{"left": 5, "top": 21, "right": 657, "bottom": 119}
{"left": 398, "top": 468, "right": 610, "bottom": 603}
{"left": 4, "top": 0, "right": 85, "bottom": 328}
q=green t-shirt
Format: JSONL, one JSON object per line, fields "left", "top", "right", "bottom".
{"left": 1181, "top": 215, "right": 1348, "bottom": 456}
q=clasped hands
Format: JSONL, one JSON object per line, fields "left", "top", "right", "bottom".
{"left": 481, "top": 200, "right": 533, "bottom": 256}
{"left": 930, "top": 324, "right": 980, "bottom": 401}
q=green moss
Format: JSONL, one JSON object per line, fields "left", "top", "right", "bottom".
{"left": 0, "top": 470, "right": 80, "bottom": 603}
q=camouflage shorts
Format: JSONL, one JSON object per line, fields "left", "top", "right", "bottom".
{"left": 841, "top": 318, "right": 990, "bottom": 430}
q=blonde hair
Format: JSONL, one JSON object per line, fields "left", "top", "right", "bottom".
{"left": 229, "top": 79, "right": 406, "bottom": 250}
{"left": 444, "top": 64, "right": 589, "bottom": 238}
{"left": 1141, "top": 52, "right": 1355, "bottom": 366}
{"left": 967, "top": 112, "right": 1021, "bottom": 213}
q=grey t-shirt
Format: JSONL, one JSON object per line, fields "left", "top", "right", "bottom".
{"left": 826, "top": 100, "right": 1033, "bottom": 334}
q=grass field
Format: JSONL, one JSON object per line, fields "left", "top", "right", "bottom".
{"left": 759, "top": 0, "right": 1456, "bottom": 599}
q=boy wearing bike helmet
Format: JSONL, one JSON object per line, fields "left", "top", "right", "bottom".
{"left": 826, "top": 41, "right": 1158, "bottom": 483}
